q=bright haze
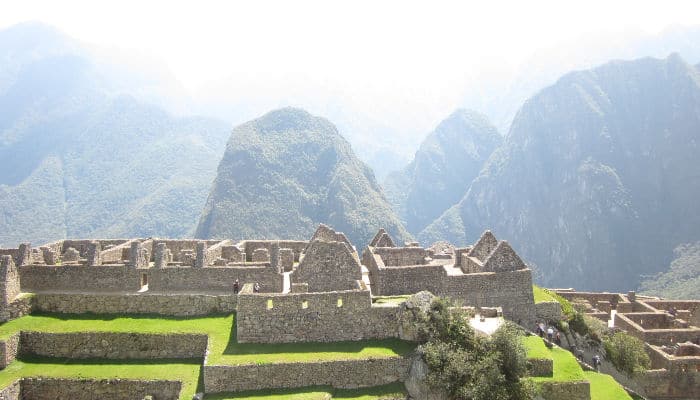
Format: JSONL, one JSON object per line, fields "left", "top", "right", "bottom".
{"left": 3, "top": 0, "right": 700, "bottom": 176}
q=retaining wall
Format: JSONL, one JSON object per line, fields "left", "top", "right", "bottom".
{"left": 33, "top": 292, "right": 236, "bottom": 316}
{"left": 538, "top": 381, "right": 590, "bottom": 400}
{"left": 20, "top": 378, "right": 182, "bottom": 400}
{"left": 0, "top": 333, "right": 19, "bottom": 369}
{"left": 204, "top": 356, "right": 410, "bottom": 393}
{"left": 19, "top": 331, "right": 208, "bottom": 359}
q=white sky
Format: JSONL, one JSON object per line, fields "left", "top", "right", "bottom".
{"left": 3, "top": 0, "right": 700, "bottom": 163}
{"left": 3, "top": 0, "right": 700, "bottom": 92}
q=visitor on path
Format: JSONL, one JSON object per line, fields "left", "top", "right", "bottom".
{"left": 536, "top": 321, "right": 544, "bottom": 337}
{"left": 593, "top": 354, "right": 601, "bottom": 372}
{"left": 547, "top": 326, "right": 554, "bottom": 342}
{"left": 253, "top": 282, "right": 260, "bottom": 293}
{"left": 555, "top": 331, "right": 561, "bottom": 346}
{"left": 233, "top": 279, "right": 240, "bottom": 294}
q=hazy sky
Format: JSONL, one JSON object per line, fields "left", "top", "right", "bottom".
{"left": 3, "top": 0, "right": 700, "bottom": 92}
{"left": 3, "top": 0, "right": 700, "bottom": 166}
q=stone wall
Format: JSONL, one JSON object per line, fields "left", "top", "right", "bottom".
{"left": 0, "top": 332, "right": 19, "bottom": 369}
{"left": 236, "top": 285, "right": 400, "bottom": 343}
{"left": 292, "top": 241, "right": 362, "bottom": 292}
{"left": 20, "top": 378, "right": 182, "bottom": 400}
{"left": 0, "top": 380, "right": 20, "bottom": 400}
{"left": 20, "top": 264, "right": 141, "bottom": 292}
{"left": 19, "top": 331, "right": 208, "bottom": 359}
{"left": 614, "top": 313, "right": 700, "bottom": 346}
{"left": 536, "top": 302, "right": 563, "bottom": 323}
{"left": 640, "top": 369, "right": 700, "bottom": 399}
{"left": 33, "top": 292, "right": 236, "bottom": 316}
{"left": 538, "top": 381, "right": 590, "bottom": 400}
{"left": 20, "top": 264, "right": 283, "bottom": 294}
{"left": 0, "top": 293, "right": 33, "bottom": 324}
{"left": 528, "top": 358, "right": 553, "bottom": 377}
{"left": 371, "top": 247, "right": 428, "bottom": 266}
{"left": 242, "top": 241, "right": 307, "bottom": 262}
{"left": 0, "top": 256, "right": 20, "bottom": 306}
{"left": 441, "top": 269, "right": 536, "bottom": 324}
{"left": 148, "top": 265, "right": 283, "bottom": 293}
{"left": 373, "top": 264, "right": 445, "bottom": 296}
{"left": 204, "top": 356, "right": 410, "bottom": 393}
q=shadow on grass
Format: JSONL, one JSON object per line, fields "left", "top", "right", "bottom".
{"left": 205, "top": 386, "right": 331, "bottom": 399}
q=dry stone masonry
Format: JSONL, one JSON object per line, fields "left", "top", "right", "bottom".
{"left": 2, "top": 223, "right": 674, "bottom": 399}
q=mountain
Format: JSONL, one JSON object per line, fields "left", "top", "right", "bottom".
{"left": 420, "top": 54, "right": 700, "bottom": 291}
{"left": 639, "top": 242, "right": 700, "bottom": 299}
{"left": 384, "top": 109, "right": 501, "bottom": 234}
{"left": 196, "top": 107, "right": 411, "bottom": 247}
{"left": 0, "top": 23, "right": 230, "bottom": 247}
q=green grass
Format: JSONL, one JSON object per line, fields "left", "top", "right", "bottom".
{"left": 372, "top": 296, "right": 410, "bottom": 306}
{"left": 523, "top": 336, "right": 585, "bottom": 381}
{"left": 533, "top": 285, "right": 557, "bottom": 303}
{"left": 0, "top": 357, "right": 202, "bottom": 400}
{"left": 205, "top": 383, "right": 406, "bottom": 399}
{"left": 524, "top": 336, "right": 633, "bottom": 400}
{"left": 584, "top": 371, "right": 633, "bottom": 400}
{"left": 0, "top": 313, "right": 415, "bottom": 366}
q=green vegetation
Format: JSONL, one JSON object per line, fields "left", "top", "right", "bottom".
{"left": 533, "top": 285, "right": 557, "bottom": 304}
{"left": 195, "top": 107, "right": 411, "bottom": 247}
{"left": 603, "top": 332, "right": 651, "bottom": 378}
{"left": 206, "top": 383, "right": 406, "bottom": 399}
{"left": 383, "top": 109, "right": 502, "bottom": 235}
{"left": 417, "top": 297, "right": 534, "bottom": 400}
{"left": 584, "top": 371, "right": 633, "bottom": 400}
{"left": 0, "top": 313, "right": 414, "bottom": 366}
{"left": 523, "top": 336, "right": 585, "bottom": 382}
{"left": 640, "top": 241, "right": 700, "bottom": 299}
{"left": 0, "top": 357, "right": 202, "bottom": 400}
{"left": 524, "top": 336, "right": 632, "bottom": 399}
{"left": 372, "top": 295, "right": 410, "bottom": 306}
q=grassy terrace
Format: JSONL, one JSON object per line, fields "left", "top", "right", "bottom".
{"left": 0, "top": 313, "right": 414, "bottom": 398}
{"left": 533, "top": 285, "right": 557, "bottom": 304}
{"left": 523, "top": 336, "right": 632, "bottom": 400}
{"left": 0, "top": 313, "right": 415, "bottom": 365}
{"left": 0, "top": 358, "right": 202, "bottom": 399}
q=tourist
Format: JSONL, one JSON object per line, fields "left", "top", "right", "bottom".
{"left": 253, "top": 282, "right": 260, "bottom": 293}
{"left": 593, "top": 354, "right": 601, "bottom": 372}
{"left": 233, "top": 279, "right": 240, "bottom": 294}
{"left": 555, "top": 331, "right": 561, "bottom": 346}
{"left": 547, "top": 326, "right": 554, "bottom": 342}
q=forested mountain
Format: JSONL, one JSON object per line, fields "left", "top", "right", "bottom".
{"left": 419, "top": 54, "right": 700, "bottom": 291}
{"left": 384, "top": 109, "right": 501, "bottom": 234}
{"left": 640, "top": 242, "right": 700, "bottom": 299}
{"left": 0, "top": 23, "right": 230, "bottom": 246}
{"left": 196, "top": 107, "right": 411, "bottom": 247}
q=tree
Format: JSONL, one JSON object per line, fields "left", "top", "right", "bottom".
{"left": 418, "top": 297, "right": 534, "bottom": 400}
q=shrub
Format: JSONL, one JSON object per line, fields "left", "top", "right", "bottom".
{"left": 419, "top": 298, "right": 534, "bottom": 400}
{"left": 603, "top": 332, "right": 650, "bottom": 377}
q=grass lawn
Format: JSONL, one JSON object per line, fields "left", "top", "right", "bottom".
{"left": 205, "top": 382, "right": 406, "bottom": 399}
{"left": 0, "top": 357, "right": 202, "bottom": 400}
{"left": 0, "top": 313, "right": 415, "bottom": 366}
{"left": 371, "top": 296, "right": 410, "bottom": 306}
{"left": 524, "top": 336, "right": 633, "bottom": 400}
{"left": 584, "top": 371, "right": 633, "bottom": 400}
{"left": 532, "top": 285, "right": 557, "bottom": 304}
{"left": 523, "top": 336, "right": 585, "bottom": 381}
